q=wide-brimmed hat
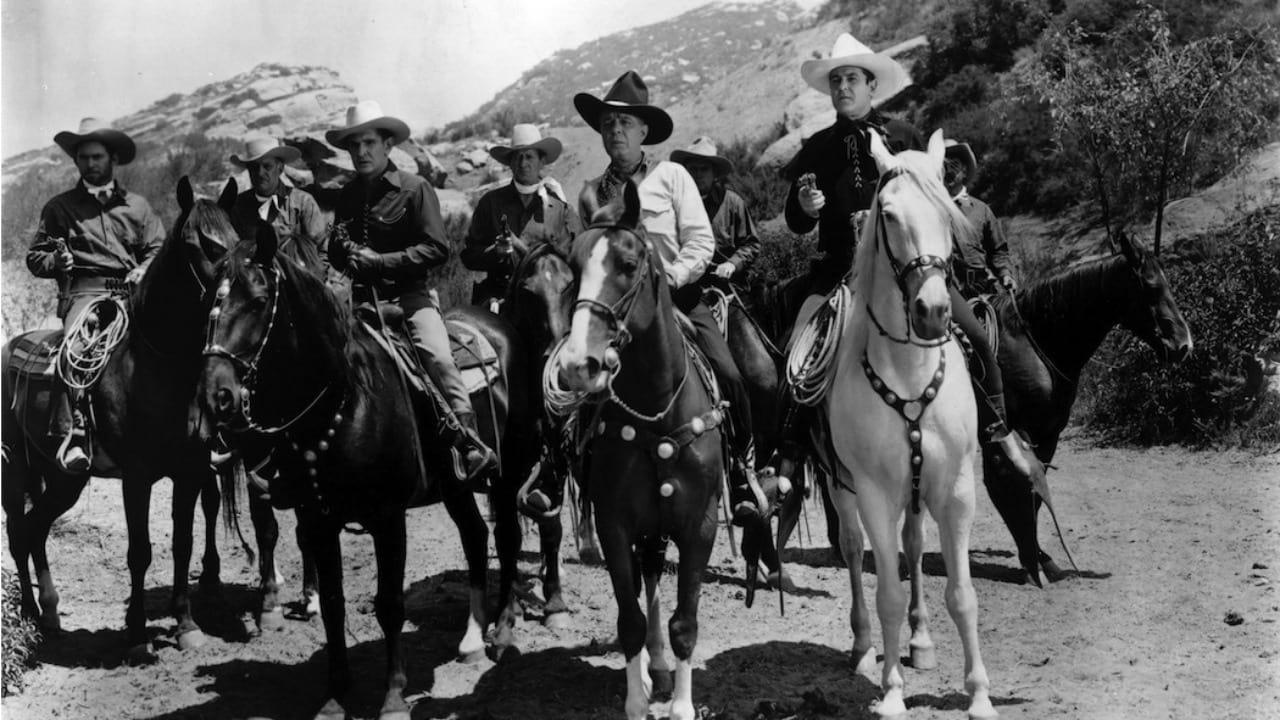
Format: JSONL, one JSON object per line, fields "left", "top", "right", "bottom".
{"left": 573, "top": 71, "right": 673, "bottom": 145}
{"left": 800, "top": 33, "right": 909, "bottom": 99}
{"left": 229, "top": 137, "right": 302, "bottom": 168}
{"left": 54, "top": 118, "right": 137, "bottom": 165}
{"left": 944, "top": 139, "right": 978, "bottom": 179}
{"left": 489, "top": 124, "right": 563, "bottom": 165}
{"left": 669, "top": 137, "right": 734, "bottom": 177}
{"left": 325, "top": 100, "right": 411, "bottom": 148}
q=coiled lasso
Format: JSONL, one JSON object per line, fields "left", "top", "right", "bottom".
{"left": 56, "top": 296, "right": 130, "bottom": 391}
{"left": 542, "top": 335, "right": 590, "bottom": 417}
{"left": 785, "top": 285, "right": 851, "bottom": 406}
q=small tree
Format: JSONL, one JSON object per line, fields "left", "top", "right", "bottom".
{"left": 1028, "top": 4, "right": 1278, "bottom": 252}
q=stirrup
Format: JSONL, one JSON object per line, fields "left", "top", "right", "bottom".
{"left": 729, "top": 468, "right": 768, "bottom": 527}
{"left": 55, "top": 429, "right": 91, "bottom": 474}
{"left": 518, "top": 488, "right": 561, "bottom": 520}
{"left": 989, "top": 429, "right": 1033, "bottom": 478}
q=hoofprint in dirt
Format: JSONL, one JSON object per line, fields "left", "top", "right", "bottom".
{"left": 2, "top": 439, "right": 1277, "bottom": 720}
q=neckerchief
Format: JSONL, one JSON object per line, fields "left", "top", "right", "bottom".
{"left": 598, "top": 154, "right": 648, "bottom": 202}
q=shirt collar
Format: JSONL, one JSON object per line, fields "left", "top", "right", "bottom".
{"left": 951, "top": 187, "right": 969, "bottom": 202}
{"left": 81, "top": 179, "right": 117, "bottom": 197}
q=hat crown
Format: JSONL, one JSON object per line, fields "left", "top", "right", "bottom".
{"left": 243, "top": 137, "right": 280, "bottom": 157}
{"left": 602, "top": 71, "right": 652, "bottom": 107}
{"left": 828, "top": 33, "right": 874, "bottom": 60}
{"left": 75, "top": 117, "right": 116, "bottom": 134}
{"left": 344, "top": 100, "right": 388, "bottom": 128}
{"left": 683, "top": 136, "right": 720, "bottom": 159}
{"left": 508, "top": 124, "right": 544, "bottom": 147}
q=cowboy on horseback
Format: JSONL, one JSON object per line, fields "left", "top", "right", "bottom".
{"left": 325, "top": 101, "right": 497, "bottom": 488}
{"left": 572, "top": 71, "right": 766, "bottom": 524}
{"left": 943, "top": 139, "right": 1016, "bottom": 297}
{"left": 670, "top": 137, "right": 762, "bottom": 289}
{"left": 227, "top": 136, "right": 328, "bottom": 276}
{"left": 25, "top": 118, "right": 167, "bottom": 473}
{"left": 778, "top": 34, "right": 1043, "bottom": 484}
{"left": 461, "top": 124, "right": 582, "bottom": 310}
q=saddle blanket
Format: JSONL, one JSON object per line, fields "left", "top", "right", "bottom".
{"left": 447, "top": 319, "right": 501, "bottom": 394}
{"left": 9, "top": 329, "right": 62, "bottom": 380}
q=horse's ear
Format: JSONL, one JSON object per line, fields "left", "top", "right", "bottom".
{"left": 1116, "top": 227, "right": 1141, "bottom": 265}
{"left": 580, "top": 182, "right": 602, "bottom": 223}
{"left": 177, "top": 176, "right": 194, "bottom": 214}
{"left": 218, "top": 178, "right": 238, "bottom": 212}
{"left": 253, "top": 221, "right": 278, "bottom": 265}
{"left": 619, "top": 179, "right": 641, "bottom": 231}
{"left": 926, "top": 129, "right": 946, "bottom": 175}
{"left": 869, "top": 130, "right": 894, "bottom": 176}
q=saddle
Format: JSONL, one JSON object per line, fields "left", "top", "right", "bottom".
{"left": 966, "top": 295, "right": 1000, "bottom": 357}
{"left": 355, "top": 301, "right": 501, "bottom": 398}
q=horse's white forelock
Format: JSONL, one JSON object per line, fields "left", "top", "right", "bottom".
{"left": 565, "top": 234, "right": 610, "bottom": 360}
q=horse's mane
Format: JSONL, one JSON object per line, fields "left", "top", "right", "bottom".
{"left": 134, "top": 199, "right": 237, "bottom": 315}
{"left": 991, "top": 252, "right": 1127, "bottom": 331}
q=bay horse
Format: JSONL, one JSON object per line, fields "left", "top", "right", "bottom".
{"left": 1, "top": 177, "right": 262, "bottom": 663}
{"left": 984, "top": 229, "right": 1191, "bottom": 584}
{"left": 553, "top": 180, "right": 724, "bottom": 720}
{"left": 825, "top": 130, "right": 996, "bottom": 719}
{"left": 197, "top": 227, "right": 533, "bottom": 720}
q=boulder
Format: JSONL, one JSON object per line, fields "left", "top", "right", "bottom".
{"left": 455, "top": 159, "right": 475, "bottom": 175}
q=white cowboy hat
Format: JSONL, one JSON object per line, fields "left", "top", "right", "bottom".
{"left": 489, "top": 124, "right": 563, "bottom": 165}
{"left": 944, "top": 139, "right": 978, "bottom": 179}
{"left": 573, "top": 71, "right": 673, "bottom": 145}
{"left": 229, "top": 137, "right": 302, "bottom": 168}
{"left": 325, "top": 100, "right": 411, "bottom": 148}
{"left": 800, "top": 33, "right": 909, "bottom": 99}
{"left": 669, "top": 137, "right": 734, "bottom": 177}
{"left": 54, "top": 118, "right": 137, "bottom": 165}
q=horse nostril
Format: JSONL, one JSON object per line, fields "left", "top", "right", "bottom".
{"left": 585, "top": 357, "right": 602, "bottom": 377}
{"left": 214, "top": 387, "right": 234, "bottom": 414}
{"left": 913, "top": 297, "right": 930, "bottom": 318}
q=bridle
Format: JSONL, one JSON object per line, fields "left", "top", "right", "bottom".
{"left": 865, "top": 167, "right": 954, "bottom": 348}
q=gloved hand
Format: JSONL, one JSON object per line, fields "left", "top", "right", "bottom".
{"left": 346, "top": 242, "right": 384, "bottom": 280}
{"left": 1000, "top": 274, "right": 1017, "bottom": 292}
{"left": 125, "top": 266, "right": 146, "bottom": 285}
{"left": 798, "top": 186, "right": 825, "bottom": 218}
{"left": 713, "top": 262, "right": 736, "bottom": 279}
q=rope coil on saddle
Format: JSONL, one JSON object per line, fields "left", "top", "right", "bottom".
{"left": 56, "top": 296, "right": 130, "bottom": 391}
{"left": 785, "top": 285, "right": 850, "bottom": 406}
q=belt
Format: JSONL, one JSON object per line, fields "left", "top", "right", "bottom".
{"left": 65, "top": 276, "right": 131, "bottom": 295}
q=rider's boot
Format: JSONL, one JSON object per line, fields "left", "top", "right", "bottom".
{"left": 982, "top": 393, "right": 1045, "bottom": 487}
{"left": 451, "top": 411, "right": 498, "bottom": 492}
{"left": 55, "top": 407, "right": 91, "bottom": 474}
{"left": 729, "top": 454, "right": 768, "bottom": 527}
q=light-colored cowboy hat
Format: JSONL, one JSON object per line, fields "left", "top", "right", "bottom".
{"left": 489, "top": 124, "right": 563, "bottom": 165}
{"left": 944, "top": 139, "right": 978, "bottom": 178}
{"left": 229, "top": 137, "right": 302, "bottom": 168}
{"left": 325, "top": 100, "right": 411, "bottom": 148}
{"left": 54, "top": 117, "right": 137, "bottom": 165}
{"left": 573, "top": 71, "right": 673, "bottom": 145}
{"left": 800, "top": 33, "right": 909, "bottom": 99}
{"left": 669, "top": 137, "right": 734, "bottom": 177}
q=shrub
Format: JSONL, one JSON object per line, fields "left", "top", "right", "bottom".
{"left": 720, "top": 126, "right": 790, "bottom": 223}
{"left": 429, "top": 212, "right": 480, "bottom": 310}
{"left": 2, "top": 570, "right": 40, "bottom": 697}
{"left": 1079, "top": 206, "right": 1280, "bottom": 448}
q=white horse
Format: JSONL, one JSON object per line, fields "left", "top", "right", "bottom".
{"left": 824, "top": 130, "right": 997, "bottom": 719}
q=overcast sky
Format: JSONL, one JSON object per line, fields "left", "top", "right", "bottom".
{"left": 1, "top": 0, "right": 729, "bottom": 159}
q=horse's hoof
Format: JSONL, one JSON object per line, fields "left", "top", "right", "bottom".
{"left": 378, "top": 694, "right": 411, "bottom": 720}
{"left": 851, "top": 645, "right": 877, "bottom": 674}
{"left": 177, "top": 628, "right": 208, "bottom": 651}
{"left": 1042, "top": 559, "right": 1068, "bottom": 583}
{"left": 39, "top": 612, "right": 63, "bottom": 633}
{"left": 458, "top": 647, "right": 487, "bottom": 665}
{"left": 872, "top": 699, "right": 908, "bottom": 719}
{"left": 909, "top": 643, "right": 938, "bottom": 670}
{"left": 313, "top": 698, "right": 349, "bottom": 720}
{"left": 969, "top": 706, "right": 999, "bottom": 720}
{"left": 578, "top": 546, "right": 604, "bottom": 565}
{"left": 378, "top": 710, "right": 411, "bottom": 720}
{"left": 304, "top": 592, "right": 321, "bottom": 619}
{"left": 767, "top": 570, "right": 798, "bottom": 594}
{"left": 544, "top": 610, "right": 572, "bottom": 630}
{"left": 125, "top": 643, "right": 157, "bottom": 666}
{"left": 650, "top": 667, "right": 674, "bottom": 698}
{"left": 259, "top": 608, "right": 286, "bottom": 632}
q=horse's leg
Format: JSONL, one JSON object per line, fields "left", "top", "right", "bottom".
{"left": 489, "top": 474, "right": 523, "bottom": 658}
{"left": 764, "top": 487, "right": 803, "bottom": 592}
{"left": 306, "top": 514, "right": 351, "bottom": 720}
{"left": 442, "top": 488, "right": 490, "bottom": 662}
{"left": 199, "top": 471, "right": 222, "bottom": 596}
{"left": 819, "top": 469, "right": 844, "bottom": 566}
{"left": 902, "top": 507, "right": 936, "bottom": 670}
{"left": 668, "top": 511, "right": 716, "bottom": 720}
{"left": 169, "top": 471, "right": 208, "bottom": 651}
{"left": 370, "top": 510, "right": 410, "bottom": 720}
{"left": 537, "top": 513, "right": 571, "bottom": 629}
{"left": 6, "top": 489, "right": 38, "bottom": 620}
{"left": 856, "top": 482, "right": 908, "bottom": 719}
{"left": 641, "top": 541, "right": 673, "bottom": 697}
{"left": 598, "top": 522, "right": 649, "bottom": 720}
{"left": 123, "top": 478, "right": 157, "bottom": 664}
{"left": 296, "top": 511, "right": 320, "bottom": 618}
{"left": 931, "top": 465, "right": 997, "bottom": 720}
{"left": 26, "top": 471, "right": 90, "bottom": 631}
{"left": 830, "top": 469, "right": 874, "bottom": 674}
{"left": 247, "top": 486, "right": 284, "bottom": 632}
{"left": 577, "top": 496, "right": 603, "bottom": 565}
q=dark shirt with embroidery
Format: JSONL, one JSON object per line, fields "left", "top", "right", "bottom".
{"left": 27, "top": 181, "right": 166, "bottom": 279}
{"left": 783, "top": 110, "right": 924, "bottom": 262}
{"left": 328, "top": 161, "right": 449, "bottom": 297}
{"left": 704, "top": 185, "right": 761, "bottom": 280}
{"left": 461, "top": 182, "right": 581, "bottom": 284}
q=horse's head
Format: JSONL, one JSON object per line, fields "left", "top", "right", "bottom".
{"left": 508, "top": 241, "right": 575, "bottom": 346}
{"left": 558, "top": 180, "right": 658, "bottom": 393}
{"left": 859, "top": 129, "right": 960, "bottom": 342}
{"left": 1114, "top": 229, "right": 1193, "bottom": 362}
{"left": 174, "top": 176, "right": 240, "bottom": 293}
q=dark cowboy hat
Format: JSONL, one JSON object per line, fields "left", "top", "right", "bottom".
{"left": 669, "top": 137, "right": 734, "bottom": 177}
{"left": 944, "top": 139, "right": 978, "bottom": 179}
{"left": 573, "top": 71, "right": 673, "bottom": 145}
{"left": 54, "top": 117, "right": 137, "bottom": 165}
{"left": 489, "top": 124, "right": 563, "bottom": 165}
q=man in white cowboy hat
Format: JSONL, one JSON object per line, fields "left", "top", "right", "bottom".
{"left": 326, "top": 100, "right": 497, "bottom": 487}
{"left": 573, "top": 71, "right": 766, "bottom": 524}
{"left": 228, "top": 136, "right": 328, "bottom": 275}
{"left": 26, "top": 117, "right": 167, "bottom": 472}
{"left": 670, "top": 137, "right": 761, "bottom": 286}
{"left": 461, "top": 123, "right": 581, "bottom": 309}
{"left": 943, "top": 139, "right": 1016, "bottom": 296}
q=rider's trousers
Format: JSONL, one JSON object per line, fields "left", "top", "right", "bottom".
{"left": 401, "top": 290, "right": 474, "bottom": 417}
{"left": 673, "top": 286, "right": 754, "bottom": 458}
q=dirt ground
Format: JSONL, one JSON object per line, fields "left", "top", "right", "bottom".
{"left": 3, "top": 436, "right": 1278, "bottom": 720}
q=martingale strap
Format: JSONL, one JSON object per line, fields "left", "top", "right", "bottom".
{"left": 593, "top": 403, "right": 727, "bottom": 471}
{"left": 860, "top": 350, "right": 946, "bottom": 514}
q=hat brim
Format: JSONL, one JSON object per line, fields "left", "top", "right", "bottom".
{"left": 945, "top": 142, "right": 978, "bottom": 178}
{"left": 325, "top": 117, "right": 411, "bottom": 149}
{"left": 669, "top": 150, "right": 733, "bottom": 177}
{"left": 490, "top": 137, "right": 563, "bottom": 166}
{"left": 229, "top": 145, "right": 303, "bottom": 168}
{"left": 800, "top": 53, "right": 909, "bottom": 99}
{"left": 573, "top": 94, "right": 673, "bottom": 145}
{"left": 54, "top": 129, "right": 137, "bottom": 165}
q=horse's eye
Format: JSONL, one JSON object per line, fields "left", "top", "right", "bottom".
{"left": 249, "top": 294, "right": 270, "bottom": 311}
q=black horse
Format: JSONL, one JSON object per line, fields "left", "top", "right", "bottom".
{"left": 984, "top": 230, "right": 1192, "bottom": 584}
{"left": 1, "top": 178, "right": 271, "bottom": 663}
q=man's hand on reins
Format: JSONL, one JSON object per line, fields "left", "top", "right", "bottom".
{"left": 345, "top": 241, "right": 385, "bottom": 280}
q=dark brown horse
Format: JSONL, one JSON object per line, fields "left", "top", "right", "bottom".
{"left": 984, "top": 230, "right": 1192, "bottom": 585}
{"left": 553, "top": 181, "right": 723, "bottom": 720}
{"left": 197, "top": 227, "right": 534, "bottom": 720}
{"left": 1, "top": 178, "right": 256, "bottom": 663}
